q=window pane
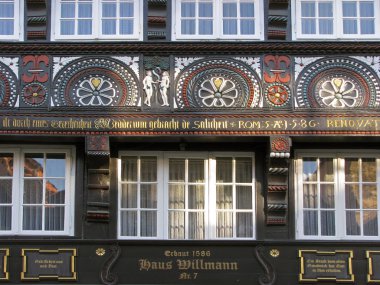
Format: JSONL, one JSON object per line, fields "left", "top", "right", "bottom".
{"left": 120, "top": 19, "right": 133, "bottom": 34}
{"left": 140, "top": 184, "right": 157, "bottom": 208}
{"left": 0, "top": 153, "right": 13, "bottom": 176}
{"left": 121, "top": 184, "right": 137, "bottom": 208}
{"left": 216, "top": 158, "right": 232, "bottom": 182}
{"left": 223, "top": 3, "right": 237, "bottom": 17}
{"left": 23, "top": 206, "right": 42, "bottom": 230}
{"left": 361, "top": 19, "right": 374, "bottom": 34}
{"left": 236, "top": 186, "right": 252, "bottom": 209}
{"left": 140, "top": 157, "right": 157, "bottom": 182}
{"left": 302, "top": 19, "right": 316, "bottom": 34}
{"left": 0, "top": 180, "right": 12, "bottom": 203}
{"left": 169, "top": 211, "right": 185, "bottom": 239}
{"left": 78, "top": 3, "right": 92, "bottom": 17}
{"left": 241, "top": 2, "right": 254, "bottom": 17}
{"left": 61, "top": 3, "right": 75, "bottom": 18}
{"left": 61, "top": 20, "right": 75, "bottom": 35}
{"left": 188, "top": 159, "right": 204, "bottom": 183}
{"left": 188, "top": 185, "right": 204, "bottom": 209}
{"left": 303, "top": 158, "right": 317, "bottom": 181}
{"left": 120, "top": 2, "right": 133, "bottom": 17}
{"left": 141, "top": 211, "right": 157, "bottom": 237}
{"left": 0, "top": 19, "right": 13, "bottom": 35}
{"left": 24, "top": 154, "right": 43, "bottom": 177}
{"left": 319, "top": 2, "right": 333, "bottom": 17}
{"left": 0, "top": 206, "right": 11, "bottom": 230}
{"left": 363, "top": 211, "right": 378, "bottom": 236}
{"left": 241, "top": 19, "right": 255, "bottom": 34}
{"left": 301, "top": 2, "right": 315, "bottom": 17}
{"left": 303, "top": 210, "right": 318, "bottom": 235}
{"left": 216, "top": 185, "right": 232, "bottom": 209}
{"left": 24, "top": 179, "right": 43, "bottom": 204}
{"left": 343, "top": 19, "right": 357, "bottom": 34}
{"left": 217, "top": 211, "right": 233, "bottom": 238}
{"left": 321, "top": 210, "right": 335, "bottom": 236}
{"left": 120, "top": 211, "right": 137, "bottom": 236}
{"left": 0, "top": 2, "right": 13, "bottom": 18}
{"left": 78, "top": 19, "right": 92, "bottom": 34}
{"left": 199, "top": 2, "right": 212, "bottom": 17}
{"left": 236, "top": 213, "right": 253, "bottom": 237}
{"left": 346, "top": 210, "right": 361, "bottom": 235}
{"left": 343, "top": 1, "right": 357, "bottom": 16}
{"left": 303, "top": 184, "right": 318, "bottom": 208}
{"left": 360, "top": 1, "right": 374, "bottom": 16}
{"left": 199, "top": 19, "right": 213, "bottom": 34}
{"left": 236, "top": 158, "right": 252, "bottom": 183}
{"left": 345, "top": 158, "right": 359, "bottom": 182}
{"left": 320, "top": 184, "right": 335, "bottom": 208}
{"left": 181, "top": 2, "right": 195, "bottom": 17}
{"left": 46, "top": 179, "right": 65, "bottom": 204}
{"left": 169, "top": 159, "right": 185, "bottom": 182}
{"left": 362, "top": 158, "right": 376, "bottom": 182}
{"left": 320, "top": 158, "right": 333, "bottom": 182}
{"left": 319, "top": 19, "right": 333, "bottom": 34}
{"left": 223, "top": 19, "right": 237, "bottom": 35}
{"left": 189, "top": 212, "right": 204, "bottom": 239}
{"left": 46, "top": 154, "right": 66, "bottom": 177}
{"left": 102, "top": 3, "right": 116, "bottom": 17}
{"left": 45, "top": 206, "right": 64, "bottom": 231}
{"left": 169, "top": 184, "right": 185, "bottom": 209}
{"left": 121, "top": 156, "right": 137, "bottom": 181}
{"left": 345, "top": 184, "right": 360, "bottom": 209}
{"left": 363, "top": 185, "right": 377, "bottom": 209}
{"left": 181, "top": 19, "right": 195, "bottom": 34}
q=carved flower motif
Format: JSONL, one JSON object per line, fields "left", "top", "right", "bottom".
{"left": 319, "top": 78, "right": 359, "bottom": 108}
{"left": 76, "top": 77, "right": 116, "bottom": 106}
{"left": 198, "top": 77, "right": 238, "bottom": 107}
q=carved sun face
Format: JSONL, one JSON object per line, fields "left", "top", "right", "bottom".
{"left": 198, "top": 77, "right": 238, "bottom": 107}
{"left": 319, "top": 78, "right": 359, "bottom": 108}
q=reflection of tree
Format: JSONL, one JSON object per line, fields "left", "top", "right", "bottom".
{"left": 0, "top": 156, "right": 13, "bottom": 176}
{"left": 345, "top": 158, "right": 378, "bottom": 235}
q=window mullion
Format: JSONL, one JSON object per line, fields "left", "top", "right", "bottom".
{"left": 184, "top": 158, "right": 189, "bottom": 239}
{"left": 232, "top": 157, "right": 237, "bottom": 238}
{"left": 137, "top": 156, "right": 141, "bottom": 237}
{"left": 336, "top": 157, "right": 345, "bottom": 238}
{"left": 359, "top": 158, "right": 364, "bottom": 236}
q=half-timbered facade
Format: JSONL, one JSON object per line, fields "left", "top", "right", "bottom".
{"left": 1, "top": 0, "right": 380, "bottom": 284}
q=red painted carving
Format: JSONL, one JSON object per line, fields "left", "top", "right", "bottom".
{"left": 22, "top": 55, "right": 49, "bottom": 83}
{"left": 264, "top": 55, "right": 291, "bottom": 83}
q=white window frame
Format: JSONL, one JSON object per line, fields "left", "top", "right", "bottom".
{"left": 172, "top": 0, "right": 263, "bottom": 40}
{"left": 0, "top": 0, "right": 23, "bottom": 41}
{"left": 295, "top": 150, "right": 380, "bottom": 240}
{"left": 292, "top": 0, "right": 380, "bottom": 40}
{"left": 0, "top": 145, "right": 75, "bottom": 236}
{"left": 118, "top": 151, "right": 256, "bottom": 240}
{"left": 51, "top": 0, "right": 142, "bottom": 41}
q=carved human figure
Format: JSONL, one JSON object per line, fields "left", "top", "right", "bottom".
{"left": 159, "top": 71, "right": 170, "bottom": 106}
{"left": 143, "top": 70, "right": 154, "bottom": 106}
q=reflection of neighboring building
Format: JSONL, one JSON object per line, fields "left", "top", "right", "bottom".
{"left": 1, "top": 0, "right": 380, "bottom": 284}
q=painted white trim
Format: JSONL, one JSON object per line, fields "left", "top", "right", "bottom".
{"left": 118, "top": 151, "right": 256, "bottom": 240}
{"left": 295, "top": 150, "right": 380, "bottom": 240}
{"left": 51, "top": 0, "right": 143, "bottom": 41}
{"left": 0, "top": 145, "right": 75, "bottom": 236}
{"left": 0, "top": 0, "right": 23, "bottom": 41}
{"left": 292, "top": 0, "right": 380, "bottom": 40}
{"left": 172, "top": 0, "right": 263, "bottom": 41}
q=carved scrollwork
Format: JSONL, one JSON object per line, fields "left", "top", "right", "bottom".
{"left": 254, "top": 245, "right": 277, "bottom": 285}
{"left": 100, "top": 245, "right": 121, "bottom": 285}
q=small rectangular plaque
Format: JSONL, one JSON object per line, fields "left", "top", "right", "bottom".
{"left": 299, "top": 250, "right": 354, "bottom": 283}
{"left": 0, "top": 249, "right": 9, "bottom": 281}
{"left": 21, "top": 248, "right": 77, "bottom": 281}
{"left": 367, "top": 251, "right": 380, "bottom": 283}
